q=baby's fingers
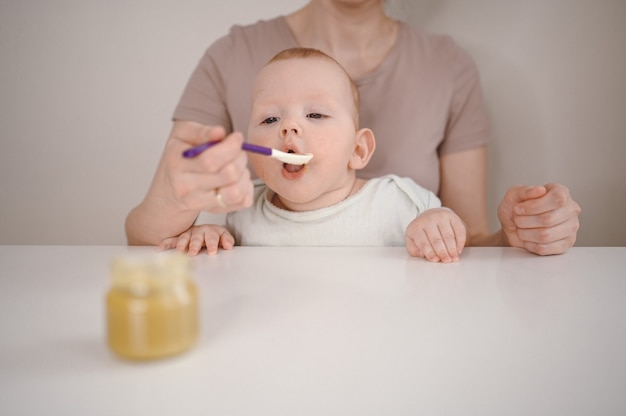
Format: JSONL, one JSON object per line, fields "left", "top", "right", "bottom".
{"left": 175, "top": 231, "right": 192, "bottom": 253}
{"left": 438, "top": 222, "right": 461, "bottom": 262}
{"left": 190, "top": 227, "right": 235, "bottom": 256}
{"left": 450, "top": 217, "right": 467, "bottom": 257}
{"left": 406, "top": 209, "right": 466, "bottom": 262}
{"left": 188, "top": 232, "right": 207, "bottom": 256}
{"left": 158, "top": 231, "right": 192, "bottom": 252}
{"left": 413, "top": 227, "right": 458, "bottom": 263}
{"left": 157, "top": 237, "right": 179, "bottom": 251}
{"left": 408, "top": 231, "right": 442, "bottom": 262}
{"left": 426, "top": 221, "right": 458, "bottom": 262}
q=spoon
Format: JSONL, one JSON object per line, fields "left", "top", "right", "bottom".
{"left": 182, "top": 141, "right": 313, "bottom": 165}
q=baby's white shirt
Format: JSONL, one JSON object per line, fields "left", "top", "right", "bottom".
{"left": 225, "top": 174, "right": 441, "bottom": 247}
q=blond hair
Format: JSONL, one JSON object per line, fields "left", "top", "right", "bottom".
{"left": 267, "top": 47, "right": 361, "bottom": 127}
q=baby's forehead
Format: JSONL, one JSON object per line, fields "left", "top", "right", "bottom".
{"left": 259, "top": 57, "right": 347, "bottom": 82}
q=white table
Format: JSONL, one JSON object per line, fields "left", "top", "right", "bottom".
{"left": 0, "top": 246, "right": 624, "bottom": 415}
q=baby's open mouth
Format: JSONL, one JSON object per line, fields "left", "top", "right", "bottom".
{"left": 283, "top": 150, "right": 305, "bottom": 173}
{"left": 284, "top": 162, "right": 304, "bottom": 173}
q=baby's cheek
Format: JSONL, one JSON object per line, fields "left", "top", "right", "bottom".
{"left": 249, "top": 155, "right": 268, "bottom": 179}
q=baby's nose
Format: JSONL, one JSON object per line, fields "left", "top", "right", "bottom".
{"left": 280, "top": 117, "right": 301, "bottom": 137}
{"left": 281, "top": 126, "right": 300, "bottom": 137}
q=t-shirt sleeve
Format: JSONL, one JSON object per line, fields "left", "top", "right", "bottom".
{"left": 392, "top": 175, "right": 442, "bottom": 213}
{"left": 172, "top": 34, "right": 234, "bottom": 131}
{"left": 439, "top": 41, "right": 491, "bottom": 155}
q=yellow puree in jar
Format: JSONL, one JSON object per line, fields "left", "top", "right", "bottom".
{"left": 106, "top": 252, "right": 198, "bottom": 360}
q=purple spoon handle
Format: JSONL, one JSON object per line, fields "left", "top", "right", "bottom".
{"left": 182, "top": 141, "right": 273, "bottom": 158}
{"left": 241, "top": 142, "right": 273, "bottom": 156}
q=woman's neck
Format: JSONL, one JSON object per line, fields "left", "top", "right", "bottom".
{"left": 286, "top": 0, "right": 398, "bottom": 79}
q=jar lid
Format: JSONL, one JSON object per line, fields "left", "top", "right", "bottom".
{"left": 110, "top": 251, "right": 191, "bottom": 294}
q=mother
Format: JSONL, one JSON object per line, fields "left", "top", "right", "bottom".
{"left": 126, "top": 0, "right": 580, "bottom": 255}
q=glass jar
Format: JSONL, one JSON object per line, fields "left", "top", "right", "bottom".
{"left": 106, "top": 251, "right": 198, "bottom": 360}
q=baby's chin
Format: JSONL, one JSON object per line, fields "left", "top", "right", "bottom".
{"left": 271, "top": 193, "right": 311, "bottom": 212}
{"left": 271, "top": 191, "right": 341, "bottom": 213}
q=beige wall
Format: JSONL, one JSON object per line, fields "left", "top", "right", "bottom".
{"left": 1, "top": 0, "right": 625, "bottom": 246}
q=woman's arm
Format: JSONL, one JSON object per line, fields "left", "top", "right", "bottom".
{"left": 125, "top": 121, "right": 253, "bottom": 246}
{"left": 439, "top": 145, "right": 581, "bottom": 254}
{"left": 438, "top": 146, "right": 498, "bottom": 246}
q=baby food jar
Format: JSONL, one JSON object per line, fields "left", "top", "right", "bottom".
{"left": 106, "top": 251, "right": 198, "bottom": 360}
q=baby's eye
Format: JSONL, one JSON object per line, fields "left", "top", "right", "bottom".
{"left": 307, "top": 113, "right": 324, "bottom": 119}
{"left": 261, "top": 116, "right": 279, "bottom": 125}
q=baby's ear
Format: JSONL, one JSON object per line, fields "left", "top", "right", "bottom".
{"left": 349, "top": 128, "right": 376, "bottom": 170}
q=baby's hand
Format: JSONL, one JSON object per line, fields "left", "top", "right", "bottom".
{"left": 405, "top": 208, "right": 467, "bottom": 262}
{"left": 158, "top": 224, "right": 235, "bottom": 256}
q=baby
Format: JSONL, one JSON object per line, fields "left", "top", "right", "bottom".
{"left": 160, "top": 48, "right": 467, "bottom": 262}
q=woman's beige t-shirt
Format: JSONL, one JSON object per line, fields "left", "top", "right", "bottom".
{"left": 173, "top": 17, "right": 490, "bottom": 194}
